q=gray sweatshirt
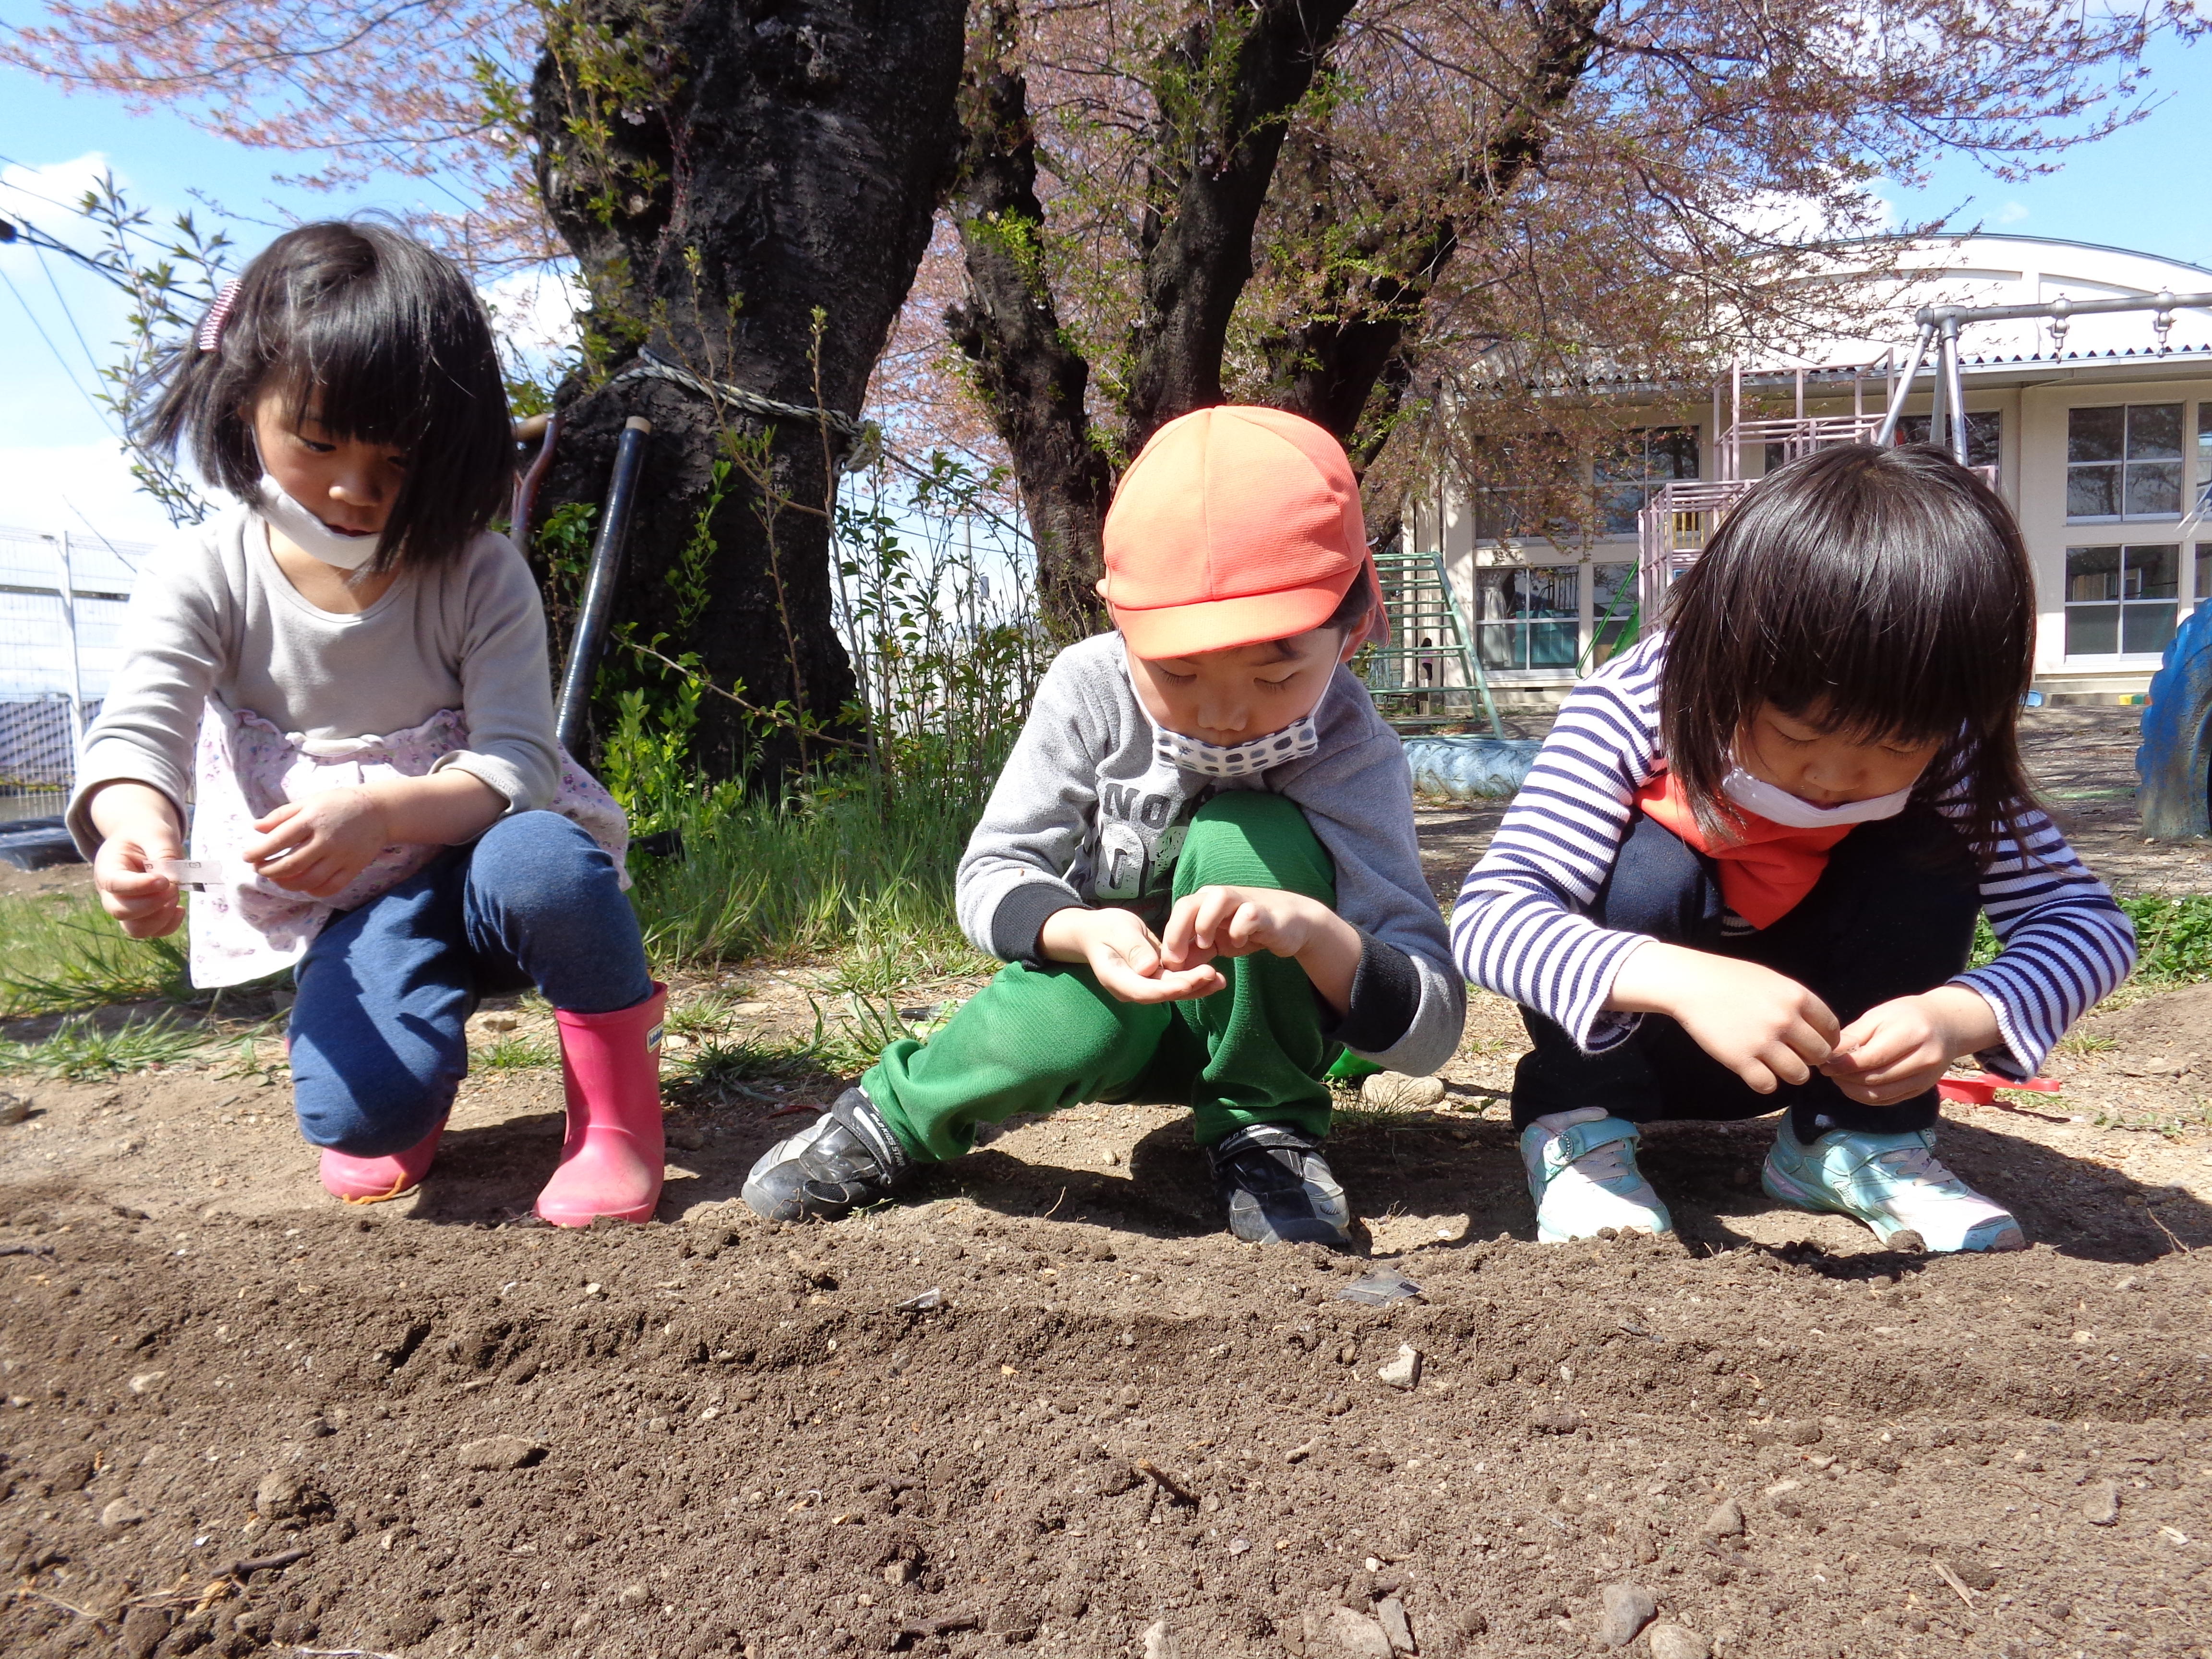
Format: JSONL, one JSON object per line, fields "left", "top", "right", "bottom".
{"left": 67, "top": 504, "right": 558, "bottom": 854}
{"left": 957, "top": 632, "right": 1465, "bottom": 1075}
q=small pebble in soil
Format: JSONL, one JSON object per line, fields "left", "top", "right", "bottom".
{"left": 98, "top": 1498, "right": 147, "bottom": 1529}
{"left": 253, "top": 1469, "right": 318, "bottom": 1519}
{"left": 457, "top": 1434, "right": 544, "bottom": 1471}
{"left": 0, "top": 1092, "right": 30, "bottom": 1125}
{"left": 1322, "top": 1604, "right": 1394, "bottom": 1657}
{"left": 1598, "top": 1583, "right": 1658, "bottom": 1647}
{"left": 1700, "top": 1498, "right": 1745, "bottom": 1539}
{"left": 1647, "top": 1622, "right": 1711, "bottom": 1659}
{"left": 127, "top": 1371, "right": 166, "bottom": 1395}
{"left": 1376, "top": 1595, "right": 1416, "bottom": 1654}
{"left": 1359, "top": 1072, "right": 1447, "bottom": 1111}
{"left": 1375, "top": 1344, "right": 1422, "bottom": 1391}
{"left": 2080, "top": 1480, "right": 2121, "bottom": 1526}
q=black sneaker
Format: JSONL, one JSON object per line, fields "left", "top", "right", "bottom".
{"left": 741, "top": 1087, "right": 911, "bottom": 1221}
{"left": 1208, "top": 1123, "right": 1352, "bottom": 1246}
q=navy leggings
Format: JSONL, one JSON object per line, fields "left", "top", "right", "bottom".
{"left": 287, "top": 810, "right": 653, "bottom": 1156}
{"left": 1510, "top": 806, "right": 1982, "bottom": 1141}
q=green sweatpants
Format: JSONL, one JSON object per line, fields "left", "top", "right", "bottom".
{"left": 864, "top": 792, "right": 1343, "bottom": 1161}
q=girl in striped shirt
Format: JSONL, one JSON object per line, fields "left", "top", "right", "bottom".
{"left": 1452, "top": 444, "right": 2135, "bottom": 1252}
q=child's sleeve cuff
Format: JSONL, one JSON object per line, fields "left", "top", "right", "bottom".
{"left": 988, "top": 880, "right": 1086, "bottom": 964}
{"left": 1326, "top": 932, "right": 1421, "bottom": 1054}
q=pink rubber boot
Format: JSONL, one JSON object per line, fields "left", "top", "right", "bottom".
{"left": 534, "top": 984, "right": 668, "bottom": 1227}
{"left": 318, "top": 1120, "right": 446, "bottom": 1204}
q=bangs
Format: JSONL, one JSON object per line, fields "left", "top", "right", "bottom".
{"left": 137, "top": 220, "right": 512, "bottom": 572}
{"left": 1660, "top": 444, "right": 2039, "bottom": 853}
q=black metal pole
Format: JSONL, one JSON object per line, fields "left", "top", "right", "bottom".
{"left": 555, "top": 416, "right": 651, "bottom": 754}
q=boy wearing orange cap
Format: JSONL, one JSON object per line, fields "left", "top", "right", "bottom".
{"left": 744, "top": 407, "right": 1465, "bottom": 1244}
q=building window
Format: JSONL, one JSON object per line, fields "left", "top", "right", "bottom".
{"left": 2067, "top": 404, "right": 2184, "bottom": 521}
{"left": 2065, "top": 544, "right": 2178, "bottom": 657}
{"left": 1896, "top": 411, "right": 2002, "bottom": 471}
{"left": 1476, "top": 566, "right": 1578, "bottom": 670}
{"left": 2199, "top": 406, "right": 2212, "bottom": 515}
{"left": 1589, "top": 562, "right": 1638, "bottom": 667}
{"left": 1594, "top": 427, "right": 1699, "bottom": 536}
{"left": 2196, "top": 543, "right": 2211, "bottom": 616}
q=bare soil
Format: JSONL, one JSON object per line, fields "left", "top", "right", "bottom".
{"left": 3, "top": 712, "right": 2209, "bottom": 1659}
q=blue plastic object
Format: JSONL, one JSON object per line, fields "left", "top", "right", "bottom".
{"left": 1402, "top": 735, "right": 1544, "bottom": 800}
{"left": 2138, "top": 601, "right": 2212, "bottom": 840}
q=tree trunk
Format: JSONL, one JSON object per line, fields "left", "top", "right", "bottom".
{"left": 529, "top": 0, "right": 967, "bottom": 781}
{"left": 944, "top": 1, "right": 1114, "bottom": 642}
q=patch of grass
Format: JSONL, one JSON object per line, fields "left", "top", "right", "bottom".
{"left": 1970, "top": 893, "right": 2212, "bottom": 987}
{"left": 628, "top": 776, "right": 992, "bottom": 975}
{"left": 476, "top": 1033, "right": 558, "bottom": 1070}
{"left": 667, "top": 1032, "right": 828, "bottom": 1103}
{"left": 0, "top": 1011, "right": 212, "bottom": 1078}
{"left": 2122, "top": 893, "right": 2212, "bottom": 985}
{"left": 2055, "top": 1031, "right": 2119, "bottom": 1057}
{"left": 665, "top": 990, "right": 751, "bottom": 1039}
{"left": 0, "top": 892, "right": 193, "bottom": 1015}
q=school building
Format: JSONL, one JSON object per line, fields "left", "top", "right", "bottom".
{"left": 1401, "top": 234, "right": 2212, "bottom": 707}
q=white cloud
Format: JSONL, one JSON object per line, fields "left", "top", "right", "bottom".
{"left": 0, "top": 443, "right": 192, "bottom": 551}
{"left": 1997, "top": 201, "right": 2031, "bottom": 225}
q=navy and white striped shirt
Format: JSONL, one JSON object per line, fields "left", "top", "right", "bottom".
{"left": 1450, "top": 636, "right": 2137, "bottom": 1077}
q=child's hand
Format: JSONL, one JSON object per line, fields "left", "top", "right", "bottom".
{"left": 1160, "top": 886, "right": 1363, "bottom": 1014}
{"left": 87, "top": 781, "right": 186, "bottom": 939}
{"left": 93, "top": 826, "right": 186, "bottom": 938}
{"left": 1820, "top": 986, "right": 2003, "bottom": 1106}
{"left": 241, "top": 788, "right": 392, "bottom": 898}
{"left": 1610, "top": 942, "right": 1839, "bottom": 1094}
{"left": 1038, "top": 907, "right": 1227, "bottom": 1004}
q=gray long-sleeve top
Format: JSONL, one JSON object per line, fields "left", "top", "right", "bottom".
{"left": 67, "top": 504, "right": 559, "bottom": 853}
{"left": 957, "top": 632, "right": 1466, "bottom": 1075}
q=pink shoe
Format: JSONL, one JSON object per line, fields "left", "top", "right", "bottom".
{"left": 534, "top": 984, "right": 668, "bottom": 1227}
{"left": 318, "top": 1119, "right": 446, "bottom": 1203}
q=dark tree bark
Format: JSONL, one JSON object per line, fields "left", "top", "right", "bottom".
{"left": 949, "top": 0, "right": 1607, "bottom": 624}
{"left": 1259, "top": 0, "right": 1607, "bottom": 466}
{"left": 944, "top": 1, "right": 1114, "bottom": 641}
{"left": 1119, "top": 0, "right": 1360, "bottom": 449}
{"left": 948, "top": 0, "right": 1356, "bottom": 639}
{"left": 529, "top": 0, "right": 967, "bottom": 780}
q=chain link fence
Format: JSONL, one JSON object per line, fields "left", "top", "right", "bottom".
{"left": 0, "top": 522, "right": 149, "bottom": 817}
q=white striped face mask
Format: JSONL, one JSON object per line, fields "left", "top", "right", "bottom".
{"left": 1153, "top": 714, "right": 1321, "bottom": 779}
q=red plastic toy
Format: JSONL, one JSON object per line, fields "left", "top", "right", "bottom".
{"left": 1937, "top": 1071, "right": 2064, "bottom": 1106}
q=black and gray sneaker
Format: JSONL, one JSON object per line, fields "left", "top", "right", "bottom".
{"left": 1208, "top": 1123, "right": 1352, "bottom": 1246}
{"left": 742, "top": 1087, "right": 911, "bottom": 1221}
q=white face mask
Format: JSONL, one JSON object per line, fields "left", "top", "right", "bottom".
{"left": 256, "top": 475, "right": 385, "bottom": 571}
{"left": 1720, "top": 765, "right": 1913, "bottom": 830}
{"left": 1153, "top": 713, "right": 1321, "bottom": 779}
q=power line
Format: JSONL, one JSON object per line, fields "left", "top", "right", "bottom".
{"left": 0, "top": 264, "right": 120, "bottom": 436}
{"left": 32, "top": 246, "right": 110, "bottom": 389}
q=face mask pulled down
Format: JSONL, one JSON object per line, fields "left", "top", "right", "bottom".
{"left": 255, "top": 475, "right": 385, "bottom": 571}
{"left": 1152, "top": 714, "right": 1321, "bottom": 780}
{"left": 1719, "top": 765, "right": 1913, "bottom": 829}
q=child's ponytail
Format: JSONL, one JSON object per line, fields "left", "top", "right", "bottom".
{"left": 1659, "top": 443, "right": 2040, "bottom": 859}
{"left": 134, "top": 221, "right": 512, "bottom": 572}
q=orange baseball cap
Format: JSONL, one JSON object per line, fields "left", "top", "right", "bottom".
{"left": 1100, "top": 405, "right": 1380, "bottom": 659}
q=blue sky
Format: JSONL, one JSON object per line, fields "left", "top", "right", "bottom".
{"left": 0, "top": 25, "right": 2206, "bottom": 544}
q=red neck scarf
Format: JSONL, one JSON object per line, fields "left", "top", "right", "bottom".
{"left": 1634, "top": 769, "right": 1852, "bottom": 929}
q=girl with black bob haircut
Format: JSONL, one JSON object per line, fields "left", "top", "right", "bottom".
{"left": 72, "top": 220, "right": 674, "bottom": 1230}
{"left": 1455, "top": 443, "right": 2135, "bottom": 1255}
{"left": 139, "top": 220, "right": 512, "bottom": 573}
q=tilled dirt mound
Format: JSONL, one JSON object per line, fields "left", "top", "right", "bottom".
{"left": 3, "top": 1190, "right": 2208, "bottom": 1659}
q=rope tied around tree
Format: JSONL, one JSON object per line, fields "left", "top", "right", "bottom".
{"left": 609, "top": 346, "right": 881, "bottom": 470}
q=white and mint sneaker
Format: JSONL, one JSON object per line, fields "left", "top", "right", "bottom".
{"left": 1762, "top": 1119, "right": 2025, "bottom": 1252}
{"left": 1520, "top": 1108, "right": 1673, "bottom": 1242}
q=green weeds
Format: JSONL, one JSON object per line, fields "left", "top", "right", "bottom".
{"left": 0, "top": 1012, "right": 211, "bottom": 1079}
{"left": 0, "top": 894, "right": 193, "bottom": 1016}
{"left": 477, "top": 1034, "right": 559, "bottom": 1070}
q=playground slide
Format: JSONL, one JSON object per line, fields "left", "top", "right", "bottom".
{"left": 2139, "top": 600, "right": 2212, "bottom": 841}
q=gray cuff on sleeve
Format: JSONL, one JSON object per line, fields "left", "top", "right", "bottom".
{"left": 988, "top": 881, "right": 1086, "bottom": 965}
{"left": 1325, "top": 931, "right": 1422, "bottom": 1054}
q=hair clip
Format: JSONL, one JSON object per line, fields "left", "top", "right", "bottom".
{"left": 196, "top": 279, "right": 243, "bottom": 355}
